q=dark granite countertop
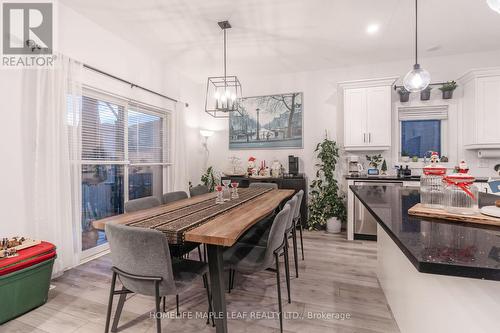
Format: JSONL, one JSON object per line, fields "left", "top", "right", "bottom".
{"left": 345, "top": 175, "right": 490, "bottom": 182}
{"left": 350, "top": 185, "right": 500, "bottom": 281}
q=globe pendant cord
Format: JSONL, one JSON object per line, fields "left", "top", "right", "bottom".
{"left": 403, "top": 0, "right": 431, "bottom": 93}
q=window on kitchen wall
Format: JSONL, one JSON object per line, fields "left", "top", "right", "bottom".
{"left": 398, "top": 105, "right": 448, "bottom": 159}
{"left": 75, "top": 88, "right": 171, "bottom": 253}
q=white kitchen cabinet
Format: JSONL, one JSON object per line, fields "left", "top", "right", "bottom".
{"left": 340, "top": 77, "right": 396, "bottom": 151}
{"left": 459, "top": 68, "right": 500, "bottom": 149}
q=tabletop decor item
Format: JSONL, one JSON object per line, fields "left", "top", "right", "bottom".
{"left": 231, "top": 182, "right": 239, "bottom": 199}
{"left": 366, "top": 154, "right": 382, "bottom": 176}
{"left": 443, "top": 161, "right": 478, "bottom": 215}
{"left": 215, "top": 185, "right": 224, "bottom": 204}
{"left": 221, "top": 179, "right": 231, "bottom": 201}
{"left": 271, "top": 160, "right": 282, "bottom": 178}
{"left": 247, "top": 156, "right": 258, "bottom": 176}
{"left": 381, "top": 160, "right": 388, "bottom": 175}
{"left": 229, "top": 92, "right": 303, "bottom": 149}
{"left": 224, "top": 156, "right": 246, "bottom": 176}
{"left": 420, "top": 152, "right": 447, "bottom": 209}
{"left": 308, "top": 135, "right": 346, "bottom": 232}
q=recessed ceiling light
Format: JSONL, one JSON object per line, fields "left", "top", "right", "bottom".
{"left": 366, "top": 24, "right": 380, "bottom": 35}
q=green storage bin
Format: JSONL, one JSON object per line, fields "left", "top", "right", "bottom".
{"left": 0, "top": 258, "right": 55, "bottom": 324}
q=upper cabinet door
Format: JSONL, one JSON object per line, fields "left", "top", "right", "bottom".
{"left": 476, "top": 77, "right": 500, "bottom": 145}
{"left": 366, "top": 86, "right": 391, "bottom": 147}
{"left": 344, "top": 88, "right": 367, "bottom": 147}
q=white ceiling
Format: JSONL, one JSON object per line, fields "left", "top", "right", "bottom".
{"left": 61, "top": 0, "right": 500, "bottom": 81}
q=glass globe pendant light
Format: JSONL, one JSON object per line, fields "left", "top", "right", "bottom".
{"left": 487, "top": 0, "right": 500, "bottom": 14}
{"left": 403, "top": 0, "right": 431, "bottom": 93}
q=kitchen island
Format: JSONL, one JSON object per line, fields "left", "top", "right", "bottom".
{"left": 350, "top": 185, "right": 500, "bottom": 333}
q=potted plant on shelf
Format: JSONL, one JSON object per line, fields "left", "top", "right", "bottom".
{"left": 439, "top": 81, "right": 458, "bottom": 99}
{"left": 201, "top": 166, "right": 219, "bottom": 192}
{"left": 308, "top": 135, "right": 346, "bottom": 233}
{"left": 412, "top": 156, "right": 419, "bottom": 162}
{"left": 398, "top": 87, "right": 411, "bottom": 103}
{"left": 420, "top": 86, "right": 432, "bottom": 101}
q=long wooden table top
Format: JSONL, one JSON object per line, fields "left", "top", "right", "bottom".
{"left": 185, "top": 189, "right": 294, "bottom": 246}
{"left": 93, "top": 189, "right": 294, "bottom": 247}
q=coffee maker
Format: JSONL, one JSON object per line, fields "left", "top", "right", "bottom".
{"left": 347, "top": 156, "right": 363, "bottom": 177}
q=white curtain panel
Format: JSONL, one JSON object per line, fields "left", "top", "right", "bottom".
{"left": 22, "top": 55, "right": 83, "bottom": 276}
{"left": 172, "top": 102, "right": 189, "bottom": 193}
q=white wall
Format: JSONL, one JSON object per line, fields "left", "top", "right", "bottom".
{"left": 0, "top": 3, "right": 201, "bottom": 236}
{"left": 191, "top": 49, "right": 500, "bottom": 185}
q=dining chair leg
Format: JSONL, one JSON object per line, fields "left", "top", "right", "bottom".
{"left": 154, "top": 281, "right": 162, "bottom": 333}
{"left": 283, "top": 239, "right": 291, "bottom": 304}
{"left": 227, "top": 269, "right": 233, "bottom": 293}
{"left": 111, "top": 287, "right": 127, "bottom": 332}
{"left": 274, "top": 253, "right": 283, "bottom": 333}
{"left": 203, "top": 244, "right": 207, "bottom": 263}
{"left": 298, "top": 218, "right": 305, "bottom": 260}
{"left": 104, "top": 272, "right": 117, "bottom": 333}
{"left": 291, "top": 227, "right": 299, "bottom": 278}
{"left": 176, "top": 294, "right": 180, "bottom": 316}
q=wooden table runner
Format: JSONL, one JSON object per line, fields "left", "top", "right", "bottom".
{"left": 126, "top": 188, "right": 272, "bottom": 244}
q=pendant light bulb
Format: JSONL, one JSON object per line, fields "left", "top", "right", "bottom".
{"left": 403, "top": 64, "right": 431, "bottom": 92}
{"left": 487, "top": 0, "right": 500, "bottom": 14}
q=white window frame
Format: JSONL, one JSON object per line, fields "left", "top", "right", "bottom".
{"left": 397, "top": 105, "right": 449, "bottom": 162}
{"left": 79, "top": 86, "right": 172, "bottom": 260}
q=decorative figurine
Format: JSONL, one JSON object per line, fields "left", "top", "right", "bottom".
{"left": 247, "top": 156, "right": 257, "bottom": 176}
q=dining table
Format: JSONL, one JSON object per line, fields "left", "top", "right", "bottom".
{"left": 93, "top": 187, "right": 295, "bottom": 333}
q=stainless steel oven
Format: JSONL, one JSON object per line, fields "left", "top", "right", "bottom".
{"left": 354, "top": 181, "right": 403, "bottom": 240}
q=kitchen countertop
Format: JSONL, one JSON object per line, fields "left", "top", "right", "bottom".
{"left": 345, "top": 175, "right": 490, "bottom": 182}
{"left": 350, "top": 185, "right": 500, "bottom": 281}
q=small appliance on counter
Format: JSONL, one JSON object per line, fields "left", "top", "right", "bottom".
{"left": 347, "top": 156, "right": 364, "bottom": 177}
{"left": 288, "top": 155, "right": 299, "bottom": 176}
{"left": 397, "top": 165, "right": 412, "bottom": 178}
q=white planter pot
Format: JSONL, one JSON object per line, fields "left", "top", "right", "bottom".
{"left": 326, "top": 217, "right": 341, "bottom": 234}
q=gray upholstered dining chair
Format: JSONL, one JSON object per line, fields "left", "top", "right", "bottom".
{"left": 293, "top": 190, "right": 305, "bottom": 261}
{"left": 189, "top": 184, "right": 209, "bottom": 197}
{"left": 124, "top": 196, "right": 161, "bottom": 213}
{"left": 249, "top": 182, "right": 278, "bottom": 189}
{"left": 104, "top": 223, "right": 213, "bottom": 333}
{"left": 162, "top": 191, "right": 188, "bottom": 204}
{"left": 223, "top": 204, "right": 291, "bottom": 333}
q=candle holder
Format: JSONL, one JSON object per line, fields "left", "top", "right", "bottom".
{"left": 215, "top": 185, "right": 224, "bottom": 204}
{"left": 231, "top": 182, "right": 239, "bottom": 199}
{"left": 222, "top": 179, "right": 231, "bottom": 201}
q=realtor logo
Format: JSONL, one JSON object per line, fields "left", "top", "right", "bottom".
{"left": 2, "top": 1, "right": 54, "bottom": 67}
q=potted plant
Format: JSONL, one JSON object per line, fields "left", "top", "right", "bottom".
{"left": 308, "top": 136, "right": 346, "bottom": 233}
{"left": 439, "top": 81, "right": 458, "bottom": 99}
{"left": 420, "top": 86, "right": 432, "bottom": 101}
{"left": 381, "top": 159, "right": 388, "bottom": 175}
{"left": 440, "top": 156, "right": 449, "bottom": 163}
{"left": 412, "top": 156, "right": 419, "bottom": 162}
{"left": 201, "top": 166, "right": 219, "bottom": 192}
{"left": 398, "top": 87, "right": 411, "bottom": 103}
{"left": 401, "top": 151, "right": 410, "bottom": 162}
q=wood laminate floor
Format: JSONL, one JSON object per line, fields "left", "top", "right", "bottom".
{"left": 0, "top": 231, "right": 400, "bottom": 333}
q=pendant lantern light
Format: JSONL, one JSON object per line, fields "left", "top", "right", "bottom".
{"left": 205, "top": 21, "right": 242, "bottom": 118}
{"left": 403, "top": 0, "right": 431, "bottom": 93}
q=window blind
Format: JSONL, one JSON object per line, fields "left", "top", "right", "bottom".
{"left": 81, "top": 94, "right": 126, "bottom": 162}
{"left": 399, "top": 105, "right": 448, "bottom": 121}
{"left": 128, "top": 104, "right": 168, "bottom": 164}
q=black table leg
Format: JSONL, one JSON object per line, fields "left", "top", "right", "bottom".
{"left": 207, "top": 244, "right": 228, "bottom": 333}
